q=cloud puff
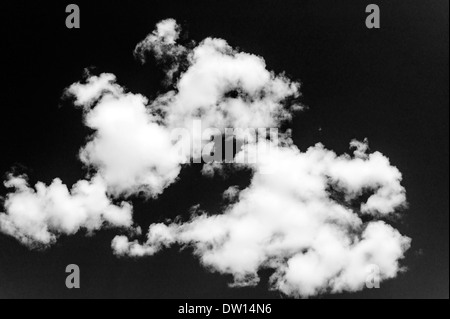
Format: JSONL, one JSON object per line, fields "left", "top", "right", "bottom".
{"left": 1, "top": 19, "right": 410, "bottom": 297}
{"left": 134, "top": 18, "right": 183, "bottom": 63}
{"left": 112, "top": 140, "right": 410, "bottom": 297}
{"left": 0, "top": 174, "right": 133, "bottom": 247}
{"left": 134, "top": 18, "right": 187, "bottom": 83}
{"left": 153, "top": 37, "right": 302, "bottom": 132}
{"left": 68, "top": 74, "right": 184, "bottom": 197}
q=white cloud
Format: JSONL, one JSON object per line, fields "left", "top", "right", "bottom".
{"left": 1, "top": 19, "right": 411, "bottom": 297}
{"left": 134, "top": 19, "right": 302, "bottom": 134}
{"left": 68, "top": 73, "right": 122, "bottom": 108}
{"left": 113, "top": 140, "right": 410, "bottom": 297}
{"left": 134, "top": 18, "right": 183, "bottom": 63}
{"left": 155, "top": 37, "right": 302, "bottom": 132}
{"left": 67, "top": 76, "right": 184, "bottom": 197}
{"left": 1, "top": 19, "right": 300, "bottom": 247}
{"left": 222, "top": 186, "right": 240, "bottom": 202}
{"left": 134, "top": 18, "right": 186, "bottom": 82}
{"left": 64, "top": 19, "right": 302, "bottom": 196}
{"left": 0, "top": 174, "right": 133, "bottom": 248}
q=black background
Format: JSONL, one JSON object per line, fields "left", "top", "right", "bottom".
{"left": 0, "top": 0, "right": 448, "bottom": 298}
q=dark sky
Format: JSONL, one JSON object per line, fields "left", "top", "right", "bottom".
{"left": 0, "top": 0, "right": 448, "bottom": 299}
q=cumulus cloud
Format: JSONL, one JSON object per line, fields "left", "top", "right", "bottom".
{"left": 134, "top": 18, "right": 187, "bottom": 83}
{"left": 67, "top": 73, "right": 184, "bottom": 197}
{"left": 134, "top": 18, "right": 183, "bottom": 63}
{"left": 112, "top": 139, "right": 410, "bottom": 297}
{"left": 64, "top": 20, "right": 302, "bottom": 196}
{"left": 0, "top": 174, "right": 133, "bottom": 247}
{"left": 1, "top": 19, "right": 300, "bottom": 247}
{"left": 0, "top": 19, "right": 411, "bottom": 297}
{"left": 153, "top": 37, "right": 302, "bottom": 132}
